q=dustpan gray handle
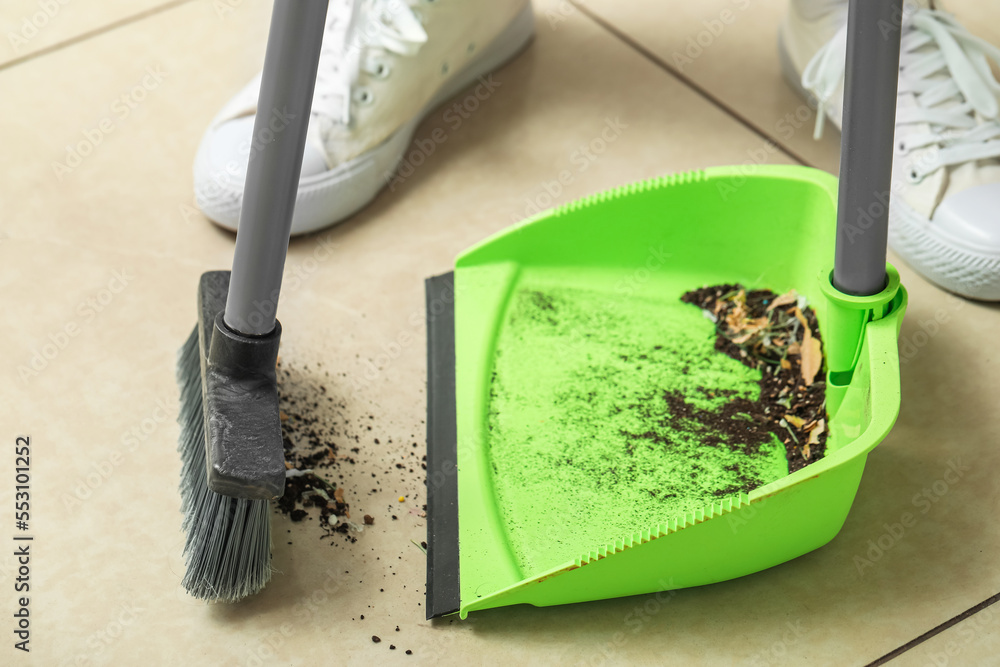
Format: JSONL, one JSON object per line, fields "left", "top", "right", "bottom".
{"left": 225, "top": 0, "right": 329, "bottom": 336}
{"left": 834, "top": 0, "right": 903, "bottom": 296}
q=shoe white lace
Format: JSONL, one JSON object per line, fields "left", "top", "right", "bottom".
{"left": 781, "top": 0, "right": 1000, "bottom": 300}
{"left": 194, "top": 0, "right": 534, "bottom": 235}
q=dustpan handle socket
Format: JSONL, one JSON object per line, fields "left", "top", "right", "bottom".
{"left": 224, "top": 0, "right": 330, "bottom": 336}
{"left": 820, "top": 263, "right": 900, "bottom": 386}
{"left": 834, "top": 0, "right": 904, "bottom": 297}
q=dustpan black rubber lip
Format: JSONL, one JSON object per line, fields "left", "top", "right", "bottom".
{"left": 425, "top": 272, "right": 460, "bottom": 619}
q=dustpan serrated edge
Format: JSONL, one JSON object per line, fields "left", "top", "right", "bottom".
{"left": 546, "top": 170, "right": 706, "bottom": 219}
{"left": 573, "top": 492, "right": 750, "bottom": 567}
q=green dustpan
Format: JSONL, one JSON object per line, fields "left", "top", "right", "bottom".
{"left": 425, "top": 0, "right": 907, "bottom": 619}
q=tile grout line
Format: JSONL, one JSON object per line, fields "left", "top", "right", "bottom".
{"left": 569, "top": 0, "right": 814, "bottom": 169}
{"left": 0, "top": 0, "right": 193, "bottom": 73}
{"left": 866, "top": 592, "right": 1000, "bottom": 666}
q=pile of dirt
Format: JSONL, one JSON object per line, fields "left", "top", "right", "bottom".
{"left": 681, "top": 284, "right": 828, "bottom": 472}
{"left": 273, "top": 362, "right": 354, "bottom": 541}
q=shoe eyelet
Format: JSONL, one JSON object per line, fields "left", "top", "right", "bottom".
{"left": 356, "top": 89, "right": 374, "bottom": 105}
{"left": 907, "top": 168, "right": 923, "bottom": 184}
{"left": 373, "top": 62, "right": 391, "bottom": 79}
{"left": 896, "top": 141, "right": 907, "bottom": 155}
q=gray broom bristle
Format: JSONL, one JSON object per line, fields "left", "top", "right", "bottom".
{"left": 176, "top": 327, "right": 273, "bottom": 602}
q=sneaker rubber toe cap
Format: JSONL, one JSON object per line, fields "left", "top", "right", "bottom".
{"left": 932, "top": 182, "right": 1000, "bottom": 251}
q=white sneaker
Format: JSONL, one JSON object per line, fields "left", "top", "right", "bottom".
{"left": 780, "top": 0, "right": 1000, "bottom": 300}
{"left": 194, "top": 0, "right": 534, "bottom": 235}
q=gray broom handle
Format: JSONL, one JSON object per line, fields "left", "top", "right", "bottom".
{"left": 225, "top": 0, "right": 329, "bottom": 336}
{"left": 834, "top": 0, "right": 903, "bottom": 296}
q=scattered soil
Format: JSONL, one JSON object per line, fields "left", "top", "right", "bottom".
{"left": 272, "top": 359, "right": 421, "bottom": 653}
{"left": 274, "top": 362, "right": 353, "bottom": 541}
{"left": 681, "top": 284, "right": 828, "bottom": 472}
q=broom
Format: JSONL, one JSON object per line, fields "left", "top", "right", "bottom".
{"left": 176, "top": 0, "right": 329, "bottom": 602}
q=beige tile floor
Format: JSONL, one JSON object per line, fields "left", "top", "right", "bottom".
{"left": 0, "top": 0, "right": 186, "bottom": 67}
{"left": 1, "top": 0, "right": 998, "bottom": 664}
